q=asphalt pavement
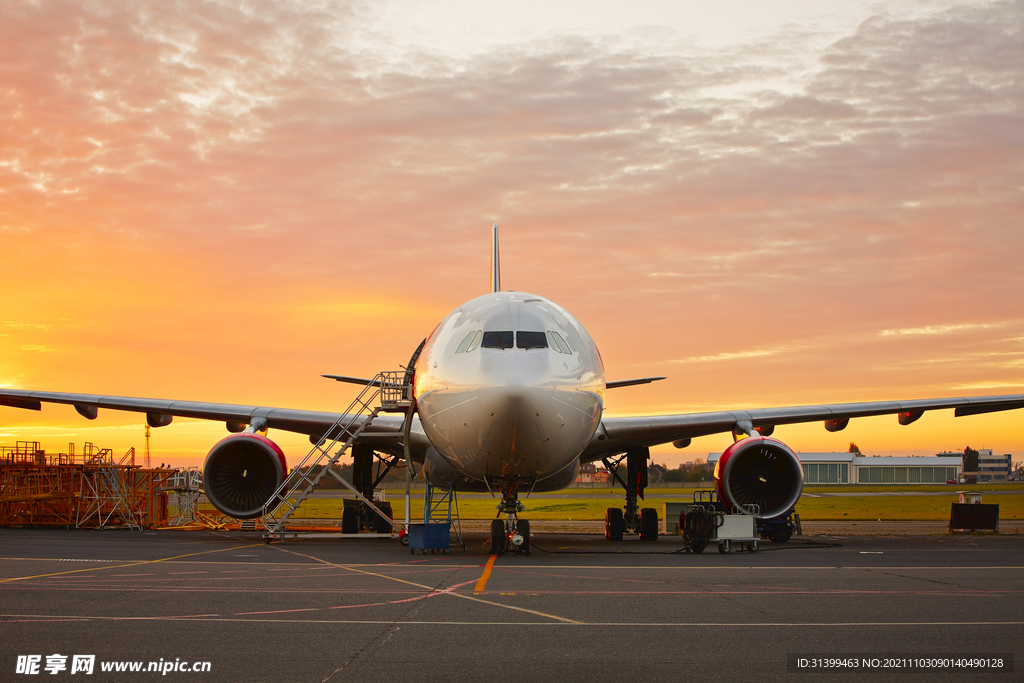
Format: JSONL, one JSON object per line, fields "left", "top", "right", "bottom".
{"left": 1, "top": 528, "right": 1021, "bottom": 682}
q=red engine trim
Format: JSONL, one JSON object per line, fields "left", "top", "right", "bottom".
{"left": 229, "top": 432, "right": 288, "bottom": 477}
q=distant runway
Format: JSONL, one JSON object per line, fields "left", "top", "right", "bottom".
{"left": 2, "top": 529, "right": 1021, "bottom": 682}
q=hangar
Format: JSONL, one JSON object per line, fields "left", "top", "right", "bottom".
{"left": 707, "top": 452, "right": 962, "bottom": 485}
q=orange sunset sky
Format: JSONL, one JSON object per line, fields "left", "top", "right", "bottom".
{"left": 1, "top": 0, "right": 1022, "bottom": 469}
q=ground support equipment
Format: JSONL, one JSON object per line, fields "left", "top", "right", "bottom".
{"left": 757, "top": 510, "right": 801, "bottom": 543}
{"left": 712, "top": 509, "right": 760, "bottom": 553}
{"left": 409, "top": 476, "right": 463, "bottom": 554}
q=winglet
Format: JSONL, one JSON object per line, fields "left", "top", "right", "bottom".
{"left": 490, "top": 223, "right": 501, "bottom": 293}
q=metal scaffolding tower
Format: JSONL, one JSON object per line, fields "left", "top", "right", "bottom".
{"left": 1, "top": 441, "right": 174, "bottom": 529}
{"left": 76, "top": 443, "right": 142, "bottom": 529}
{"left": 161, "top": 467, "right": 212, "bottom": 528}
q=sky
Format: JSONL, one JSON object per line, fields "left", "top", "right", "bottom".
{"left": 1, "top": 0, "right": 1022, "bottom": 468}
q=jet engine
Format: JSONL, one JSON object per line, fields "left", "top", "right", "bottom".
{"left": 714, "top": 435, "right": 803, "bottom": 520}
{"left": 202, "top": 433, "right": 288, "bottom": 519}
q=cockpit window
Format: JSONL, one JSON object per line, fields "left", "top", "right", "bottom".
{"left": 455, "top": 331, "right": 477, "bottom": 354}
{"left": 481, "top": 331, "right": 514, "bottom": 349}
{"left": 516, "top": 331, "right": 548, "bottom": 349}
{"left": 548, "top": 331, "right": 572, "bottom": 354}
{"left": 465, "top": 330, "right": 482, "bottom": 352}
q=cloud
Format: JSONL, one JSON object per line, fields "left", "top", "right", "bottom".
{"left": 880, "top": 323, "right": 1003, "bottom": 336}
{"left": 953, "top": 381, "right": 1024, "bottom": 391}
{"left": 19, "top": 345, "right": 55, "bottom": 353}
{"left": 670, "top": 348, "right": 782, "bottom": 364}
{"left": 0, "top": 0, "right": 1022, "bottom": 458}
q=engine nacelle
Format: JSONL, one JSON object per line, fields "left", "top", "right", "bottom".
{"left": 202, "top": 433, "right": 288, "bottom": 519}
{"left": 714, "top": 435, "right": 803, "bottom": 520}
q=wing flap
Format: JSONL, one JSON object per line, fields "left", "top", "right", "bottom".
{"left": 0, "top": 396, "right": 41, "bottom": 411}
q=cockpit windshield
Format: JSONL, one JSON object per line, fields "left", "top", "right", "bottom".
{"left": 476, "top": 331, "right": 552, "bottom": 350}
{"left": 481, "top": 331, "right": 514, "bottom": 349}
{"left": 516, "top": 331, "right": 547, "bottom": 349}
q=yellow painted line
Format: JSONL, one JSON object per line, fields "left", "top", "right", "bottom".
{"left": 0, "top": 544, "right": 258, "bottom": 584}
{"left": 474, "top": 555, "right": 497, "bottom": 592}
{"left": 273, "top": 546, "right": 579, "bottom": 624}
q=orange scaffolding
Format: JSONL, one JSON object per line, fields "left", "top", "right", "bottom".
{"left": 0, "top": 441, "right": 176, "bottom": 529}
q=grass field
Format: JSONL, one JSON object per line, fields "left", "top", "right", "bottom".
{"left": 275, "top": 486, "right": 1024, "bottom": 522}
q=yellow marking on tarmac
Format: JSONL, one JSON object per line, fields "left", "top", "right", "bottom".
{"left": 474, "top": 555, "right": 497, "bottom": 593}
{"left": 272, "top": 546, "right": 579, "bottom": 624}
{"left": 0, "top": 544, "right": 258, "bottom": 584}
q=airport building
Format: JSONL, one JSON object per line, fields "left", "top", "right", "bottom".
{"left": 936, "top": 448, "right": 1013, "bottom": 482}
{"left": 707, "top": 452, "right": 963, "bottom": 485}
{"left": 977, "top": 448, "right": 1012, "bottom": 482}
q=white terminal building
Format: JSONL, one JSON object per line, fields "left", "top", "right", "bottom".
{"left": 707, "top": 452, "right": 963, "bottom": 485}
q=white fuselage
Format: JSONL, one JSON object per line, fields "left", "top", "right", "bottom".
{"left": 413, "top": 291, "right": 605, "bottom": 490}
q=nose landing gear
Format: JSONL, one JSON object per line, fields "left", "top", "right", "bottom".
{"left": 489, "top": 482, "right": 531, "bottom": 556}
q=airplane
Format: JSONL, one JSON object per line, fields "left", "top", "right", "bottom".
{"left": 2, "top": 225, "right": 1023, "bottom": 554}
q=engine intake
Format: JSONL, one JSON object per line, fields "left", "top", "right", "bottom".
{"left": 714, "top": 435, "right": 803, "bottom": 520}
{"left": 202, "top": 433, "right": 288, "bottom": 519}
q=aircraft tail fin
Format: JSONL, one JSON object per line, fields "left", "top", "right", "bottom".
{"left": 490, "top": 223, "right": 501, "bottom": 293}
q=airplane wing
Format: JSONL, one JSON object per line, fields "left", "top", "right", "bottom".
{"left": 583, "top": 393, "right": 1024, "bottom": 460}
{"left": 0, "top": 388, "right": 410, "bottom": 449}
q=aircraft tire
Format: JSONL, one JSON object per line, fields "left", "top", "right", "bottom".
{"left": 519, "top": 519, "right": 530, "bottom": 556}
{"left": 490, "top": 519, "right": 505, "bottom": 555}
{"left": 373, "top": 502, "right": 394, "bottom": 534}
{"left": 639, "top": 507, "right": 659, "bottom": 541}
{"left": 605, "top": 508, "right": 624, "bottom": 541}
{"left": 341, "top": 506, "right": 358, "bottom": 534}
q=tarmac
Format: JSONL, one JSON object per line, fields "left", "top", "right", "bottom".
{"left": 2, "top": 526, "right": 1022, "bottom": 683}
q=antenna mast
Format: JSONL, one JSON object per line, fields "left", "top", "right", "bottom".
{"left": 490, "top": 223, "right": 500, "bottom": 293}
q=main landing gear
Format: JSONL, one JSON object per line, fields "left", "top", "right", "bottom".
{"left": 489, "top": 482, "right": 530, "bottom": 556}
{"left": 341, "top": 443, "right": 397, "bottom": 534}
{"left": 603, "top": 447, "right": 659, "bottom": 542}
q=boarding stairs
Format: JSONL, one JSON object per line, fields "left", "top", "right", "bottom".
{"left": 262, "top": 371, "right": 413, "bottom": 540}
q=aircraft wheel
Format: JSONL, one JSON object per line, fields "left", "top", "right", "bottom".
{"left": 490, "top": 519, "right": 505, "bottom": 555}
{"left": 639, "top": 508, "right": 659, "bottom": 541}
{"left": 341, "top": 506, "right": 358, "bottom": 534}
{"left": 372, "top": 502, "right": 394, "bottom": 534}
{"left": 605, "top": 508, "right": 624, "bottom": 541}
{"left": 772, "top": 526, "right": 793, "bottom": 543}
{"left": 519, "top": 520, "right": 531, "bottom": 556}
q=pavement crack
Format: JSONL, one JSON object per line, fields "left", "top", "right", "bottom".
{"left": 869, "top": 569, "right": 966, "bottom": 588}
